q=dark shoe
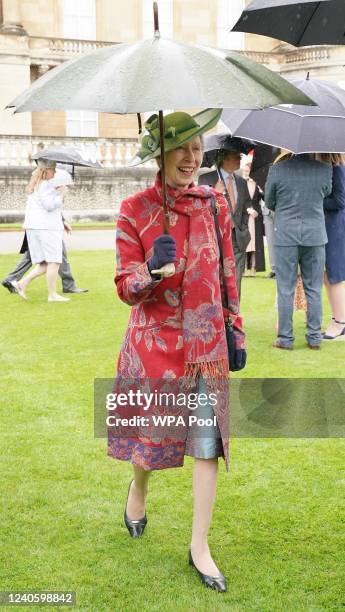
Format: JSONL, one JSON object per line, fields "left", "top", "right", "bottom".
{"left": 307, "top": 343, "right": 320, "bottom": 350}
{"left": 188, "top": 549, "right": 227, "bottom": 593}
{"left": 124, "top": 480, "right": 147, "bottom": 538}
{"left": 266, "top": 272, "right": 276, "bottom": 279}
{"left": 322, "top": 320, "right": 345, "bottom": 341}
{"left": 63, "top": 288, "right": 89, "bottom": 294}
{"left": 2, "top": 280, "right": 17, "bottom": 294}
{"left": 272, "top": 340, "right": 293, "bottom": 350}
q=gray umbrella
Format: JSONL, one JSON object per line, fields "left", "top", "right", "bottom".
{"left": 222, "top": 76, "right": 345, "bottom": 154}
{"left": 32, "top": 146, "right": 103, "bottom": 168}
{"left": 232, "top": 0, "right": 345, "bottom": 47}
{"left": 7, "top": 39, "right": 313, "bottom": 115}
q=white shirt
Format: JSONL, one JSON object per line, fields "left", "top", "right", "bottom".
{"left": 24, "top": 179, "right": 63, "bottom": 230}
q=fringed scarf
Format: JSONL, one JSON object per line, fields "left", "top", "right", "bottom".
{"left": 154, "top": 173, "right": 228, "bottom": 386}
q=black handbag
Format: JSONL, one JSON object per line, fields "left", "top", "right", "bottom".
{"left": 211, "top": 200, "right": 237, "bottom": 371}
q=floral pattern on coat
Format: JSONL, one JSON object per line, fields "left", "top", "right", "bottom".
{"left": 108, "top": 178, "right": 245, "bottom": 471}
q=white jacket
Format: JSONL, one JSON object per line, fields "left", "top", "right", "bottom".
{"left": 24, "top": 179, "right": 64, "bottom": 230}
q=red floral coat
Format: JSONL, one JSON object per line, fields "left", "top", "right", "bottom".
{"left": 108, "top": 176, "right": 245, "bottom": 471}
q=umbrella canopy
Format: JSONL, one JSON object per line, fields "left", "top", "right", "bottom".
{"left": 32, "top": 146, "right": 102, "bottom": 168}
{"left": 249, "top": 143, "right": 280, "bottom": 190}
{"left": 7, "top": 40, "right": 314, "bottom": 114}
{"left": 232, "top": 0, "right": 345, "bottom": 47}
{"left": 201, "top": 133, "right": 254, "bottom": 168}
{"left": 221, "top": 76, "right": 345, "bottom": 154}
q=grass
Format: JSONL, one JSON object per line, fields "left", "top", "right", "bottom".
{"left": 0, "top": 251, "right": 344, "bottom": 611}
{"left": 0, "top": 223, "right": 116, "bottom": 232}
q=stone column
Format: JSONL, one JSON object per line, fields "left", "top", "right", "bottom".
{"left": 0, "top": 0, "right": 27, "bottom": 35}
{"left": 0, "top": 0, "right": 31, "bottom": 135}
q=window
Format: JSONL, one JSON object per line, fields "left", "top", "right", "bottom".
{"left": 62, "top": 0, "right": 98, "bottom": 137}
{"left": 66, "top": 110, "right": 98, "bottom": 137}
{"left": 217, "top": 0, "right": 245, "bottom": 51}
{"left": 62, "top": 0, "right": 96, "bottom": 40}
{"left": 143, "top": 0, "right": 173, "bottom": 39}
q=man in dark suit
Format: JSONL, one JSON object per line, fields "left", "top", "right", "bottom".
{"left": 265, "top": 153, "right": 332, "bottom": 350}
{"left": 199, "top": 148, "right": 251, "bottom": 300}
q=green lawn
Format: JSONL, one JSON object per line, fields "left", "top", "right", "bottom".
{"left": 0, "top": 223, "right": 115, "bottom": 232}
{"left": 0, "top": 251, "right": 344, "bottom": 611}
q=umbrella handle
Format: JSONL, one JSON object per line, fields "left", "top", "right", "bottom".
{"left": 150, "top": 262, "right": 175, "bottom": 278}
{"left": 153, "top": 2, "right": 160, "bottom": 38}
{"left": 158, "top": 110, "right": 170, "bottom": 235}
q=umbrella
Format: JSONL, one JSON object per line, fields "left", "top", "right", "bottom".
{"left": 222, "top": 75, "right": 345, "bottom": 154}
{"left": 232, "top": 0, "right": 345, "bottom": 47}
{"left": 6, "top": 2, "right": 314, "bottom": 275}
{"left": 31, "top": 146, "right": 103, "bottom": 169}
{"left": 249, "top": 143, "right": 280, "bottom": 190}
{"left": 7, "top": 31, "right": 313, "bottom": 115}
{"left": 201, "top": 134, "right": 254, "bottom": 168}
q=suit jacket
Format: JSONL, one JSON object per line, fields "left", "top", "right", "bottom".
{"left": 265, "top": 155, "right": 332, "bottom": 246}
{"left": 198, "top": 169, "right": 250, "bottom": 250}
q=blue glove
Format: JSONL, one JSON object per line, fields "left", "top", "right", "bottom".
{"left": 147, "top": 235, "right": 176, "bottom": 275}
{"left": 231, "top": 349, "right": 247, "bottom": 372}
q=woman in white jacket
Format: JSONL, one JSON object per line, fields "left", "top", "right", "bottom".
{"left": 13, "top": 159, "right": 70, "bottom": 302}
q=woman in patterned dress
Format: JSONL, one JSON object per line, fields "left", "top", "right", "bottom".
{"left": 108, "top": 110, "right": 246, "bottom": 591}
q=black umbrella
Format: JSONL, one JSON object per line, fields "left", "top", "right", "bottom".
{"left": 222, "top": 75, "right": 345, "bottom": 154}
{"left": 201, "top": 134, "right": 254, "bottom": 168}
{"left": 249, "top": 143, "right": 280, "bottom": 190}
{"left": 232, "top": 0, "right": 345, "bottom": 47}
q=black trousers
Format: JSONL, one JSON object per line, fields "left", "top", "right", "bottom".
{"left": 232, "top": 229, "right": 246, "bottom": 301}
{"left": 3, "top": 242, "right": 77, "bottom": 291}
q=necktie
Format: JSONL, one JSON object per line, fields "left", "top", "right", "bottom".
{"left": 227, "top": 175, "right": 236, "bottom": 212}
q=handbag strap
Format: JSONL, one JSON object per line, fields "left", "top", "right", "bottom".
{"left": 211, "top": 199, "right": 230, "bottom": 311}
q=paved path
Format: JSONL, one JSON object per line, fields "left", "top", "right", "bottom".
{"left": 0, "top": 230, "right": 115, "bottom": 254}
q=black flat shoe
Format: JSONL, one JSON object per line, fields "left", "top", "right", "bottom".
{"left": 124, "top": 480, "right": 147, "bottom": 538}
{"left": 188, "top": 549, "right": 227, "bottom": 593}
{"left": 2, "top": 280, "right": 17, "bottom": 294}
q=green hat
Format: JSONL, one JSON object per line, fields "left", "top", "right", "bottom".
{"left": 129, "top": 108, "right": 222, "bottom": 166}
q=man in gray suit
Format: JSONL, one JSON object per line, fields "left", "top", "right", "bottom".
{"left": 199, "top": 148, "right": 251, "bottom": 300}
{"left": 265, "top": 153, "right": 332, "bottom": 350}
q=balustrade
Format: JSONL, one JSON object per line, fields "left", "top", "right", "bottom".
{"left": 0, "top": 136, "right": 155, "bottom": 169}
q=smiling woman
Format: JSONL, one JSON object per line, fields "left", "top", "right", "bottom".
{"left": 108, "top": 108, "right": 247, "bottom": 592}
{"left": 158, "top": 137, "right": 203, "bottom": 189}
